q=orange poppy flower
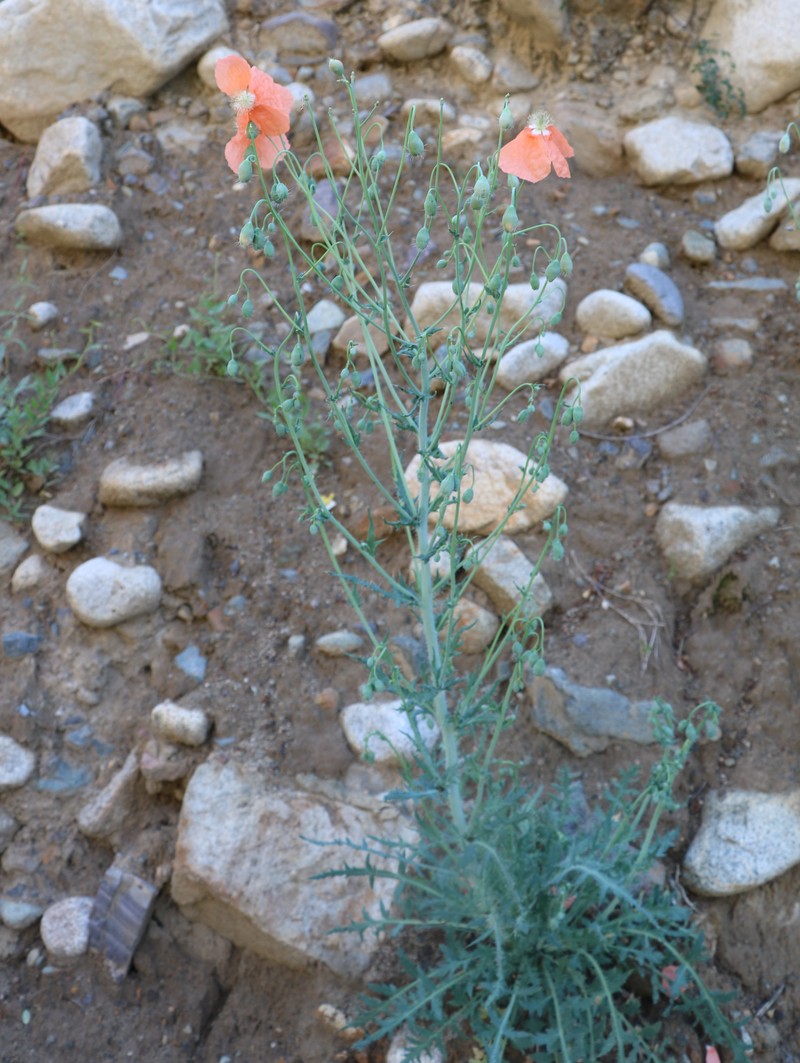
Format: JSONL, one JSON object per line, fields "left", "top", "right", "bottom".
{"left": 215, "top": 54, "right": 293, "bottom": 173}
{"left": 498, "top": 111, "right": 574, "bottom": 183}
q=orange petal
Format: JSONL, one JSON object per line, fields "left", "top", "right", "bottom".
{"left": 544, "top": 136, "right": 571, "bottom": 179}
{"left": 250, "top": 67, "right": 294, "bottom": 121}
{"left": 499, "top": 129, "right": 551, "bottom": 183}
{"left": 705, "top": 1048, "right": 721, "bottom": 1063}
{"left": 249, "top": 102, "right": 292, "bottom": 138}
{"left": 548, "top": 125, "right": 574, "bottom": 159}
{"left": 224, "top": 131, "right": 250, "bottom": 174}
{"left": 253, "top": 132, "right": 289, "bottom": 171}
{"left": 215, "top": 54, "right": 251, "bottom": 96}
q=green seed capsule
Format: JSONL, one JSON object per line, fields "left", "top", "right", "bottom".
{"left": 780, "top": 132, "right": 791, "bottom": 153}
{"left": 238, "top": 221, "right": 255, "bottom": 248}
{"left": 241, "top": 298, "right": 254, "bottom": 318}
{"left": 424, "top": 188, "right": 438, "bottom": 218}
{"left": 271, "top": 181, "right": 289, "bottom": 203}
{"left": 545, "top": 259, "right": 561, "bottom": 282}
{"left": 328, "top": 58, "right": 345, "bottom": 77}
{"left": 237, "top": 157, "right": 253, "bottom": 183}
{"left": 502, "top": 204, "right": 518, "bottom": 232}
{"left": 407, "top": 131, "right": 425, "bottom": 157}
{"left": 415, "top": 226, "right": 430, "bottom": 251}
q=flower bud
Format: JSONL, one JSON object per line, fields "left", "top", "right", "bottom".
{"left": 544, "top": 259, "right": 561, "bottom": 282}
{"left": 424, "top": 188, "right": 438, "bottom": 219}
{"left": 238, "top": 221, "right": 255, "bottom": 247}
{"left": 328, "top": 57, "right": 345, "bottom": 77}
{"left": 559, "top": 251, "right": 573, "bottom": 276}
{"left": 241, "top": 298, "right": 254, "bottom": 318}
{"left": 499, "top": 100, "right": 514, "bottom": 131}
{"left": 415, "top": 226, "right": 430, "bottom": 251}
{"left": 272, "top": 481, "right": 288, "bottom": 498}
{"left": 226, "top": 357, "right": 238, "bottom": 376}
{"left": 407, "top": 131, "right": 425, "bottom": 157}
{"left": 502, "top": 204, "right": 518, "bottom": 232}
{"left": 245, "top": 120, "right": 259, "bottom": 141}
{"left": 271, "top": 181, "right": 289, "bottom": 203}
{"left": 472, "top": 173, "right": 490, "bottom": 206}
{"left": 237, "top": 157, "right": 253, "bottom": 183}
{"left": 227, "top": 293, "right": 238, "bottom": 307}
{"left": 780, "top": 132, "right": 791, "bottom": 153}
{"left": 369, "top": 149, "right": 386, "bottom": 173}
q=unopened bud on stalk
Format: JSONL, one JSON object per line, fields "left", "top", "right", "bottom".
{"left": 471, "top": 172, "right": 490, "bottom": 208}
{"left": 545, "top": 259, "right": 561, "bottom": 282}
{"left": 424, "top": 188, "right": 438, "bottom": 218}
{"left": 779, "top": 132, "right": 791, "bottom": 153}
{"left": 238, "top": 221, "right": 255, "bottom": 247}
{"left": 407, "top": 130, "right": 425, "bottom": 157}
{"left": 559, "top": 251, "right": 573, "bottom": 276}
{"left": 238, "top": 157, "right": 253, "bottom": 183}
{"left": 328, "top": 57, "right": 345, "bottom": 77}
{"left": 502, "top": 204, "right": 518, "bottom": 232}
{"left": 499, "top": 99, "right": 514, "bottom": 130}
{"left": 241, "top": 298, "right": 254, "bottom": 318}
{"left": 415, "top": 226, "right": 430, "bottom": 251}
{"left": 271, "top": 180, "right": 289, "bottom": 203}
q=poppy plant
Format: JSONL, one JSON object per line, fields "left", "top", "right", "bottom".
{"left": 498, "top": 110, "right": 574, "bottom": 184}
{"left": 215, "top": 54, "right": 293, "bottom": 173}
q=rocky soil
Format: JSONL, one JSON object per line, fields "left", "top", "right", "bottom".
{"left": 1, "top": 0, "right": 799, "bottom": 1060}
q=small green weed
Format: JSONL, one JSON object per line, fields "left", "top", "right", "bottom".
{"left": 692, "top": 40, "right": 745, "bottom": 119}
{"left": 0, "top": 365, "right": 65, "bottom": 522}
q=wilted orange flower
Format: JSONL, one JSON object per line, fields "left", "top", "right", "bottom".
{"left": 215, "top": 54, "right": 293, "bottom": 173}
{"left": 498, "top": 111, "right": 574, "bottom": 183}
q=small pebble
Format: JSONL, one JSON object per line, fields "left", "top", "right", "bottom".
{"left": 40, "top": 896, "right": 94, "bottom": 965}
{"left": 27, "top": 301, "right": 58, "bottom": 330}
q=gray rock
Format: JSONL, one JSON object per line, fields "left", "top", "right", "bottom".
{"left": 655, "top": 502, "right": 780, "bottom": 581}
{"left": 468, "top": 535, "right": 552, "bottom": 621}
{"left": 0, "top": 898, "right": 43, "bottom": 930}
{"left": 657, "top": 419, "right": 712, "bottom": 459}
{"left": 408, "top": 280, "right": 567, "bottom": 352}
{"left": 151, "top": 700, "right": 210, "bottom": 747}
{"left": 260, "top": 12, "right": 338, "bottom": 63}
{"left": 714, "top": 179, "right": 800, "bottom": 251}
{"left": 714, "top": 336, "right": 753, "bottom": 372}
{"left": 681, "top": 229, "right": 716, "bottom": 265}
{"left": 2, "top": 632, "right": 42, "bottom": 657}
{"left": 174, "top": 645, "right": 207, "bottom": 683}
{"left": 735, "top": 130, "right": 783, "bottom": 178}
{"left": 153, "top": 121, "right": 208, "bottom": 156}
{"left": 623, "top": 116, "right": 733, "bottom": 186}
{"left": 340, "top": 699, "right": 439, "bottom": 765}
{"left": 306, "top": 299, "right": 346, "bottom": 335}
{"left": 171, "top": 758, "right": 414, "bottom": 977}
{"left": 560, "top": 330, "right": 705, "bottom": 428}
{"left": 66, "top": 557, "right": 162, "bottom": 628}
{"left": 555, "top": 104, "right": 624, "bottom": 178}
{"left": 706, "top": 277, "right": 787, "bottom": 293}
{"left": 315, "top": 631, "right": 365, "bottom": 657}
{"left": 0, "top": 736, "right": 36, "bottom": 790}
{"left": 0, "top": 810, "right": 19, "bottom": 853}
{"left": 0, "top": 523, "right": 28, "bottom": 575}
{"left": 77, "top": 749, "right": 140, "bottom": 841}
{"left": 31, "top": 503, "right": 87, "bottom": 554}
{"left": 352, "top": 72, "right": 394, "bottom": 107}
{"left": 683, "top": 789, "right": 800, "bottom": 896}
{"left": 50, "top": 391, "right": 95, "bottom": 428}
{"left": 497, "top": 0, "right": 566, "bottom": 47}
{"left": 16, "top": 204, "right": 122, "bottom": 251}
{"left": 770, "top": 211, "right": 800, "bottom": 253}
{"left": 106, "top": 95, "right": 148, "bottom": 128}
{"left": 26, "top": 301, "right": 59, "bottom": 331}
{"left": 89, "top": 865, "right": 159, "bottom": 982}
{"left": 496, "top": 332, "right": 570, "bottom": 389}
{"left": 99, "top": 450, "right": 203, "bottom": 507}
{"left": 26, "top": 117, "right": 103, "bottom": 198}
{"left": 525, "top": 666, "right": 657, "bottom": 757}
{"left": 11, "top": 555, "right": 46, "bottom": 593}
{"left": 623, "top": 263, "right": 684, "bottom": 326}
{"left": 638, "top": 242, "right": 670, "bottom": 269}
{"left": 449, "top": 45, "right": 493, "bottom": 86}
{"left": 0, "top": 0, "right": 228, "bottom": 141}
{"left": 575, "top": 289, "right": 651, "bottom": 339}
{"left": 491, "top": 55, "right": 540, "bottom": 93}
{"left": 40, "top": 896, "right": 94, "bottom": 965}
{"left": 700, "top": 0, "right": 800, "bottom": 113}
{"left": 377, "top": 18, "right": 452, "bottom": 61}
{"left": 404, "top": 440, "right": 568, "bottom": 535}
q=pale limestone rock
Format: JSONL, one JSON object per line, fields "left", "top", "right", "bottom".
{"left": 26, "top": 117, "right": 103, "bottom": 198}
{"left": 623, "top": 116, "right": 733, "bottom": 185}
{"left": 50, "top": 391, "right": 95, "bottom": 428}
{"left": 66, "top": 557, "right": 162, "bottom": 628}
{"left": 172, "top": 758, "right": 414, "bottom": 977}
{"left": 575, "top": 289, "right": 652, "bottom": 339}
{"left": 0, "top": 0, "right": 228, "bottom": 141}
{"left": 377, "top": 18, "right": 452, "bottom": 61}
{"left": 683, "top": 789, "right": 800, "bottom": 895}
{"left": 404, "top": 440, "right": 568, "bottom": 535}
{"left": 496, "top": 332, "right": 570, "bottom": 390}
{"left": 15, "top": 205, "right": 122, "bottom": 251}
{"left": 340, "top": 700, "right": 439, "bottom": 765}
{"left": 453, "top": 599, "right": 500, "bottom": 655}
{"left": 655, "top": 503, "right": 780, "bottom": 581}
{"left": 11, "top": 554, "right": 46, "bottom": 593}
{"left": 714, "top": 179, "right": 800, "bottom": 251}
{"left": 31, "top": 504, "right": 87, "bottom": 554}
{"left": 77, "top": 749, "right": 140, "bottom": 841}
{"left": 99, "top": 450, "right": 203, "bottom": 507}
{"left": 0, "top": 736, "right": 36, "bottom": 790}
{"left": 449, "top": 45, "right": 493, "bottom": 85}
{"left": 151, "top": 701, "right": 210, "bottom": 747}
{"left": 407, "top": 279, "right": 567, "bottom": 350}
{"left": 700, "top": 0, "right": 800, "bottom": 113}
{"left": 559, "top": 330, "right": 706, "bottom": 428}
{"left": 468, "top": 535, "right": 552, "bottom": 621}
{"left": 27, "top": 301, "right": 58, "bottom": 331}
{"left": 0, "top": 524, "right": 29, "bottom": 575}
{"left": 40, "top": 896, "right": 94, "bottom": 965}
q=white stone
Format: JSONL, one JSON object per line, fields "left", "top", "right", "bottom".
{"left": 99, "top": 450, "right": 203, "bottom": 507}
{"left": 575, "top": 289, "right": 652, "bottom": 339}
{"left": 0, "top": 736, "right": 36, "bottom": 790}
{"left": 340, "top": 700, "right": 439, "bottom": 765}
{"left": 467, "top": 535, "right": 552, "bottom": 621}
{"left": 315, "top": 631, "right": 365, "bottom": 657}
{"left": 77, "top": 749, "right": 139, "bottom": 840}
{"left": 197, "top": 44, "right": 242, "bottom": 89}
{"left": 386, "top": 1030, "right": 444, "bottom": 1063}
{"left": 377, "top": 18, "right": 452, "bottom": 61}
{"left": 408, "top": 280, "right": 567, "bottom": 351}
{"left": 559, "top": 330, "right": 707, "bottom": 428}
{"left": 0, "top": 0, "right": 228, "bottom": 141}
{"left": 40, "top": 896, "right": 94, "bottom": 964}
{"left": 0, "top": 524, "right": 28, "bottom": 575}
{"left": 15, "top": 205, "right": 122, "bottom": 251}
{"left": 623, "top": 116, "right": 733, "bottom": 186}
{"left": 404, "top": 440, "right": 568, "bottom": 535}
{"left": 496, "top": 332, "right": 570, "bottom": 390}
{"left": 714, "top": 179, "right": 800, "bottom": 251}
{"left": 655, "top": 503, "right": 780, "bottom": 581}
{"left": 151, "top": 700, "right": 210, "bottom": 747}
{"left": 452, "top": 599, "right": 500, "bottom": 655}
{"left": 171, "top": 758, "right": 413, "bottom": 977}
{"left": 683, "top": 789, "right": 800, "bottom": 896}
{"left": 26, "top": 117, "right": 103, "bottom": 198}
{"left": 50, "top": 391, "right": 95, "bottom": 428}
{"left": 31, "top": 504, "right": 87, "bottom": 554}
{"left": 449, "top": 45, "right": 493, "bottom": 85}
{"left": 11, "top": 554, "right": 46, "bottom": 593}
{"left": 700, "top": 0, "right": 800, "bottom": 113}
{"left": 66, "top": 557, "right": 162, "bottom": 628}
{"left": 306, "top": 299, "right": 346, "bottom": 334}
{"left": 27, "top": 301, "right": 58, "bottom": 331}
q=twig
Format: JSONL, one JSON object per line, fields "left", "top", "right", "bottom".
{"left": 576, "top": 384, "right": 714, "bottom": 442}
{"left": 755, "top": 982, "right": 786, "bottom": 1019}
